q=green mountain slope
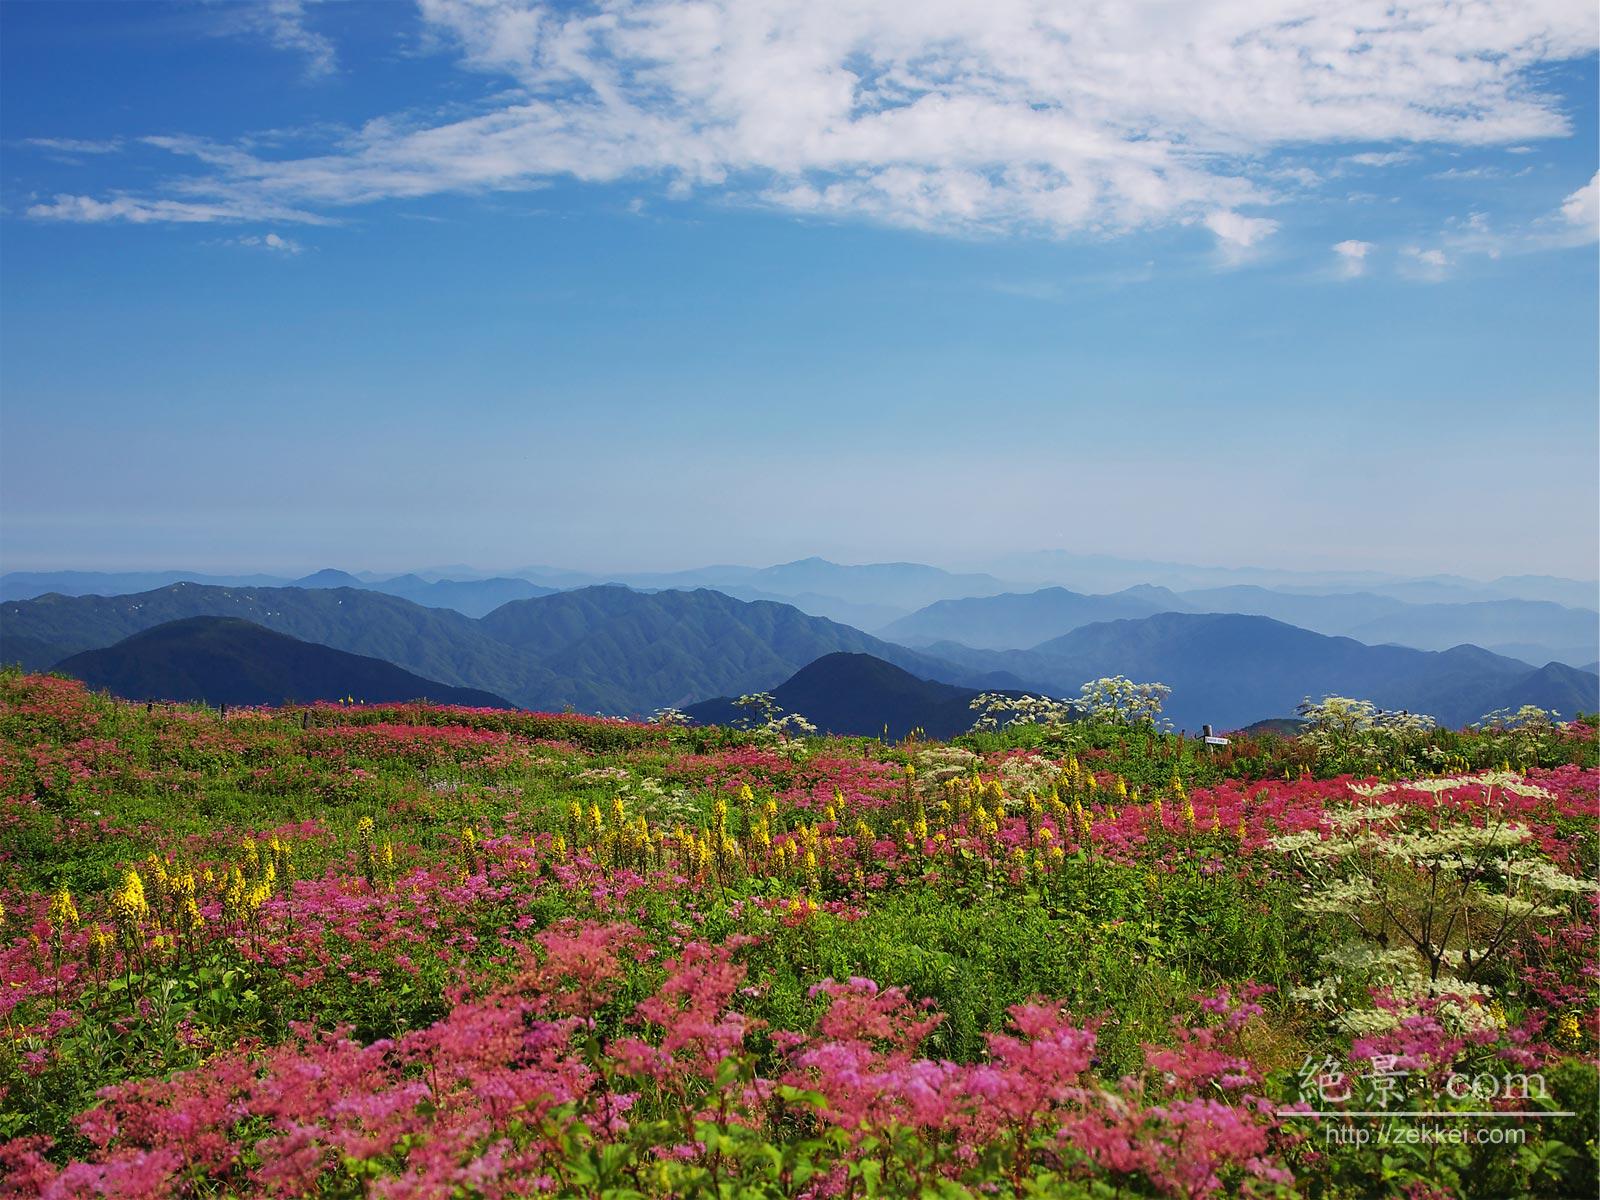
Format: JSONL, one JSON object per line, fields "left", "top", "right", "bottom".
{"left": 478, "top": 586, "right": 1006, "bottom": 712}
{"left": 56, "top": 618, "right": 512, "bottom": 708}
{"left": 0, "top": 584, "right": 559, "bottom": 702}
{"left": 2, "top": 583, "right": 998, "bottom": 716}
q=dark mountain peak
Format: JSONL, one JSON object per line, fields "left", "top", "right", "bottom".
{"left": 785, "top": 651, "right": 957, "bottom": 692}
{"left": 55, "top": 617, "right": 513, "bottom": 709}
{"left": 685, "top": 652, "right": 993, "bottom": 740}
{"left": 295, "top": 569, "right": 365, "bottom": 588}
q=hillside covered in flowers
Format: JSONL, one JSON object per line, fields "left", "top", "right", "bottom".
{"left": 0, "top": 669, "right": 1595, "bottom": 1199}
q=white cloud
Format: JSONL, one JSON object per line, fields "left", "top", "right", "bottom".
{"left": 23, "top": 137, "right": 123, "bottom": 155}
{"left": 26, "top": 193, "right": 330, "bottom": 225}
{"left": 28, "top": 0, "right": 1600, "bottom": 248}
{"left": 220, "top": 0, "right": 337, "bottom": 79}
{"left": 1400, "top": 245, "right": 1452, "bottom": 281}
{"left": 237, "top": 232, "right": 305, "bottom": 253}
{"left": 1332, "top": 239, "right": 1374, "bottom": 278}
{"left": 1345, "top": 151, "right": 1414, "bottom": 168}
{"left": 1204, "top": 210, "right": 1280, "bottom": 263}
{"left": 1559, "top": 171, "right": 1598, "bottom": 235}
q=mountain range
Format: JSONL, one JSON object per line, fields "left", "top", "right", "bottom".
{"left": 3, "top": 579, "right": 1593, "bottom": 730}
{"left": 0, "top": 582, "right": 1016, "bottom": 715}
{"left": 911, "top": 612, "right": 1597, "bottom": 730}
{"left": 4, "top": 559, "right": 1593, "bottom": 666}
{"left": 883, "top": 584, "right": 1597, "bottom": 668}
{"left": 56, "top": 617, "right": 511, "bottom": 708}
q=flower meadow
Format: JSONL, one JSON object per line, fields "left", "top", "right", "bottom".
{"left": 0, "top": 670, "right": 1596, "bottom": 1199}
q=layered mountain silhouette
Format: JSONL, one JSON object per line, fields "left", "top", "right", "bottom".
{"left": 55, "top": 618, "right": 512, "bottom": 707}
{"left": 1, "top": 583, "right": 1011, "bottom": 716}
{"left": 296, "top": 569, "right": 557, "bottom": 617}
{"left": 880, "top": 586, "right": 1183, "bottom": 649}
{"left": 884, "top": 583, "right": 1597, "bottom": 666}
{"left": 472, "top": 585, "right": 1021, "bottom": 711}
{"left": 978, "top": 613, "right": 1597, "bottom": 730}
{"left": 685, "top": 652, "right": 1009, "bottom": 740}
{"left": 5, "top": 561, "right": 1593, "bottom": 666}
{"left": 6, "top": 583, "right": 1594, "bottom": 729}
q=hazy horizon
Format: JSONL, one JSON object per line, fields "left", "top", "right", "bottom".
{"left": 0, "top": 550, "right": 1594, "bottom": 590}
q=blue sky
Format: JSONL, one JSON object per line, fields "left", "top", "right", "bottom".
{"left": 2, "top": 1, "right": 1596, "bottom": 580}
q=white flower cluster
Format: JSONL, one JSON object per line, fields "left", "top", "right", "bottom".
{"left": 997, "top": 753, "right": 1062, "bottom": 796}
{"left": 731, "top": 691, "right": 817, "bottom": 751}
{"left": 1274, "top": 772, "right": 1594, "bottom": 1032}
{"left": 966, "top": 692, "right": 1076, "bottom": 733}
{"left": 913, "top": 745, "right": 981, "bottom": 787}
{"left": 1472, "top": 704, "right": 1562, "bottom": 733}
{"left": 1075, "top": 676, "right": 1172, "bottom": 727}
{"left": 1296, "top": 696, "right": 1438, "bottom": 762}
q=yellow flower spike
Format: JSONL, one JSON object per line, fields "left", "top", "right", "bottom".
{"left": 85, "top": 925, "right": 113, "bottom": 970}
{"left": 1115, "top": 776, "right": 1129, "bottom": 799}
{"left": 49, "top": 888, "right": 79, "bottom": 930}
{"left": 738, "top": 784, "right": 755, "bottom": 804}
{"left": 111, "top": 869, "right": 148, "bottom": 927}
{"left": 610, "top": 796, "right": 627, "bottom": 826}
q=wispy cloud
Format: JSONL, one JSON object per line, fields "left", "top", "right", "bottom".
{"left": 1559, "top": 171, "right": 1598, "bottom": 236}
{"left": 1205, "top": 210, "right": 1280, "bottom": 264}
{"left": 217, "top": 0, "right": 337, "bottom": 79}
{"left": 26, "top": 193, "right": 331, "bottom": 225}
{"left": 1344, "top": 151, "right": 1414, "bottom": 168}
{"left": 25, "top": 0, "right": 1600, "bottom": 253}
{"left": 23, "top": 137, "right": 124, "bottom": 155}
{"left": 1400, "top": 245, "right": 1452, "bottom": 281}
{"left": 1331, "top": 239, "right": 1374, "bottom": 279}
{"left": 235, "top": 232, "right": 305, "bottom": 254}
{"left": 1430, "top": 164, "right": 1533, "bottom": 181}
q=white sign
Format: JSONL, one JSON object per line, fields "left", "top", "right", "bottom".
{"left": 1204, "top": 735, "right": 1230, "bottom": 746}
